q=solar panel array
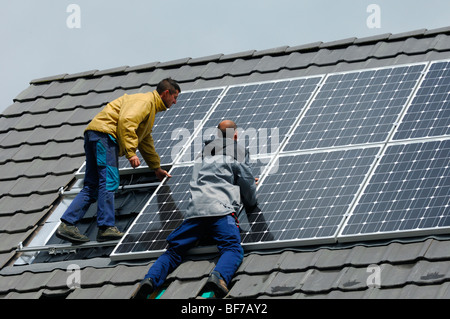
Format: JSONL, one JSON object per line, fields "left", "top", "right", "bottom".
{"left": 108, "top": 60, "right": 450, "bottom": 261}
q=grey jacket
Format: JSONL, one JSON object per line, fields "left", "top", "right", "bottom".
{"left": 184, "top": 138, "right": 258, "bottom": 219}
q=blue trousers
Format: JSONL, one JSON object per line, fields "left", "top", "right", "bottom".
{"left": 61, "top": 130, "right": 120, "bottom": 227}
{"left": 145, "top": 214, "right": 244, "bottom": 287}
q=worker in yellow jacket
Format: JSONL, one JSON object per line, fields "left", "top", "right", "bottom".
{"left": 56, "top": 78, "right": 181, "bottom": 244}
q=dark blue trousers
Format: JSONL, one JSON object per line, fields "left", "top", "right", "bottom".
{"left": 145, "top": 214, "right": 244, "bottom": 287}
{"left": 61, "top": 130, "right": 120, "bottom": 227}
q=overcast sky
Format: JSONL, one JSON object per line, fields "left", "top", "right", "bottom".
{"left": 1, "top": 0, "right": 450, "bottom": 113}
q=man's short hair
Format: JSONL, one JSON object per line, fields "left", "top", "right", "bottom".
{"left": 157, "top": 78, "right": 181, "bottom": 95}
{"left": 217, "top": 121, "right": 237, "bottom": 138}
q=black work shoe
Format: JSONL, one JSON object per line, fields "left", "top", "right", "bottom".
{"left": 97, "top": 226, "right": 124, "bottom": 242}
{"left": 55, "top": 222, "right": 90, "bottom": 244}
{"left": 131, "top": 278, "right": 155, "bottom": 299}
{"left": 204, "top": 271, "right": 229, "bottom": 298}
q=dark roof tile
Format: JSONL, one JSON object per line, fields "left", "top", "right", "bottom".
{"left": 67, "top": 77, "right": 104, "bottom": 95}
{"left": 93, "top": 75, "right": 128, "bottom": 92}
{"left": 0, "top": 146, "right": 17, "bottom": 165}
{"left": 353, "top": 33, "right": 392, "bottom": 45}
{"left": 402, "top": 36, "right": 441, "bottom": 54}
{"left": 312, "top": 48, "right": 348, "bottom": 65}
{"left": 278, "top": 250, "right": 319, "bottom": 272}
{"left": 41, "top": 81, "right": 78, "bottom": 99}
{"left": 262, "top": 271, "right": 306, "bottom": 296}
{"left": 372, "top": 40, "right": 405, "bottom": 58}
{"left": 342, "top": 43, "right": 381, "bottom": 62}
{"left": 119, "top": 71, "right": 153, "bottom": 89}
{"left": 0, "top": 129, "right": 34, "bottom": 148}
{"left": 0, "top": 212, "right": 42, "bottom": 233}
{"left": 285, "top": 41, "right": 323, "bottom": 53}
{"left": 52, "top": 124, "right": 85, "bottom": 142}
{"left": 413, "top": 260, "right": 450, "bottom": 285}
{"left": 168, "top": 259, "right": 215, "bottom": 280}
{"left": 239, "top": 253, "right": 284, "bottom": 274}
{"left": 161, "top": 278, "right": 207, "bottom": 299}
{"left": 0, "top": 160, "right": 33, "bottom": 181}
{"left": 40, "top": 139, "right": 84, "bottom": 159}
{"left": 0, "top": 193, "right": 57, "bottom": 216}
{"left": 0, "top": 115, "right": 21, "bottom": 133}
{"left": 389, "top": 28, "right": 427, "bottom": 40}
{"left": 285, "top": 51, "right": 317, "bottom": 69}
{"left": 157, "top": 58, "right": 191, "bottom": 68}
{"left": 435, "top": 34, "right": 450, "bottom": 51}
{"left": 424, "top": 26, "right": 450, "bottom": 36}
{"left": 187, "top": 53, "right": 223, "bottom": 65}
{"left": 125, "top": 61, "right": 159, "bottom": 73}
{"left": 66, "top": 107, "right": 101, "bottom": 126}
{"left": 11, "top": 143, "right": 47, "bottom": 162}
{"left": 320, "top": 37, "right": 357, "bottom": 49}
{"left": 220, "top": 50, "right": 255, "bottom": 61}
{"left": 171, "top": 64, "right": 209, "bottom": 82}
{"left": 254, "top": 55, "right": 291, "bottom": 73}
{"left": 301, "top": 268, "right": 343, "bottom": 293}
{"left": 30, "top": 74, "right": 67, "bottom": 85}
{"left": 201, "top": 61, "right": 234, "bottom": 79}
{"left": 229, "top": 273, "right": 276, "bottom": 298}
{"left": 15, "top": 82, "right": 52, "bottom": 101}
{"left": 228, "top": 58, "right": 261, "bottom": 76}
{"left": 94, "top": 66, "right": 128, "bottom": 77}
{"left": 253, "top": 46, "right": 289, "bottom": 57}
{"left": 63, "top": 70, "right": 98, "bottom": 80}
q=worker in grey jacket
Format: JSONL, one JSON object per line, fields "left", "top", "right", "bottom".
{"left": 132, "top": 120, "right": 258, "bottom": 299}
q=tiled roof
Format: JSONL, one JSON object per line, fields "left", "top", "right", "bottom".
{"left": 1, "top": 26, "right": 450, "bottom": 299}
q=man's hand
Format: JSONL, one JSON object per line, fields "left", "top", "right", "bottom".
{"left": 255, "top": 178, "right": 259, "bottom": 185}
{"left": 129, "top": 155, "right": 141, "bottom": 168}
{"left": 155, "top": 167, "right": 172, "bottom": 181}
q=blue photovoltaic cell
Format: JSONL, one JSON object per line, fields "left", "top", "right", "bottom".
{"left": 239, "top": 147, "right": 380, "bottom": 245}
{"left": 340, "top": 140, "right": 450, "bottom": 239}
{"left": 393, "top": 61, "right": 450, "bottom": 140}
{"left": 283, "top": 64, "right": 426, "bottom": 152}
{"left": 112, "top": 165, "right": 193, "bottom": 255}
{"left": 178, "top": 77, "right": 322, "bottom": 164}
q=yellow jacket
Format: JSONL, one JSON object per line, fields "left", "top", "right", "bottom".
{"left": 85, "top": 90, "right": 167, "bottom": 169}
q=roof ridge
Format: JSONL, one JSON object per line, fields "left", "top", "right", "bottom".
{"left": 28, "top": 27, "right": 450, "bottom": 85}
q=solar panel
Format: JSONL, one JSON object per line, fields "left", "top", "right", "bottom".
{"left": 283, "top": 64, "right": 426, "bottom": 152}
{"left": 338, "top": 139, "right": 450, "bottom": 241}
{"left": 177, "top": 76, "right": 323, "bottom": 164}
{"left": 393, "top": 60, "right": 450, "bottom": 140}
{"left": 239, "top": 146, "right": 380, "bottom": 249}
